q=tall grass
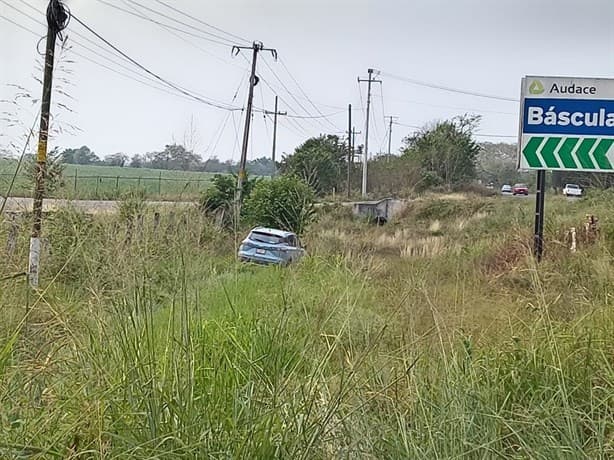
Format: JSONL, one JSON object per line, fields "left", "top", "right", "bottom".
{"left": 0, "top": 192, "right": 612, "bottom": 458}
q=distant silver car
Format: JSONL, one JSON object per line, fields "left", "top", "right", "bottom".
{"left": 238, "top": 227, "right": 305, "bottom": 266}
{"left": 501, "top": 184, "right": 512, "bottom": 194}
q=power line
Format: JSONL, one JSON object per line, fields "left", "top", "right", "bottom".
{"left": 392, "top": 97, "right": 517, "bottom": 115}
{"left": 92, "top": 0, "right": 234, "bottom": 47}
{"left": 15, "top": 0, "right": 148, "bottom": 68}
{"left": 256, "top": 75, "right": 315, "bottom": 135}
{"left": 118, "top": 0, "right": 248, "bottom": 70}
{"left": 279, "top": 58, "right": 339, "bottom": 131}
{"left": 152, "top": 0, "right": 250, "bottom": 45}
{"left": 204, "top": 73, "right": 248, "bottom": 155}
{"left": 381, "top": 71, "right": 519, "bottom": 102}
{"left": 71, "top": 13, "right": 242, "bottom": 111}
{"left": 393, "top": 121, "right": 516, "bottom": 139}
{"left": 474, "top": 133, "right": 517, "bottom": 139}
{"left": 260, "top": 56, "right": 332, "bottom": 132}
{"left": 0, "top": 11, "right": 189, "bottom": 101}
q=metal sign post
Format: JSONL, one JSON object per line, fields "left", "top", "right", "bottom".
{"left": 518, "top": 75, "right": 614, "bottom": 261}
{"left": 533, "top": 169, "right": 546, "bottom": 261}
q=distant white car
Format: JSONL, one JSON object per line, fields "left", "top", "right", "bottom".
{"left": 563, "top": 183, "right": 582, "bottom": 197}
{"left": 501, "top": 184, "right": 512, "bottom": 194}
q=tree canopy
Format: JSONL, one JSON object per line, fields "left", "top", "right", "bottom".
{"left": 402, "top": 115, "right": 481, "bottom": 188}
{"left": 280, "top": 135, "right": 346, "bottom": 195}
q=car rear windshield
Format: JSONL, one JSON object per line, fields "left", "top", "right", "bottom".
{"left": 514, "top": 184, "right": 527, "bottom": 188}
{"left": 249, "top": 231, "right": 285, "bottom": 245}
{"left": 566, "top": 184, "right": 579, "bottom": 189}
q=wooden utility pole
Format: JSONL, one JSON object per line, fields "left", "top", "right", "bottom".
{"left": 358, "top": 69, "right": 382, "bottom": 197}
{"left": 29, "top": 0, "right": 66, "bottom": 288}
{"left": 232, "top": 41, "right": 277, "bottom": 208}
{"left": 346, "top": 103, "right": 352, "bottom": 198}
{"left": 264, "top": 95, "right": 286, "bottom": 176}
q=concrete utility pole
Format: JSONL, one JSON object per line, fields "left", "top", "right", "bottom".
{"left": 352, "top": 127, "right": 361, "bottom": 158}
{"left": 386, "top": 116, "right": 398, "bottom": 161}
{"left": 232, "top": 41, "right": 277, "bottom": 207}
{"left": 29, "top": 0, "right": 67, "bottom": 288}
{"left": 264, "top": 95, "right": 286, "bottom": 176}
{"left": 347, "top": 103, "right": 352, "bottom": 198}
{"left": 358, "top": 69, "right": 382, "bottom": 197}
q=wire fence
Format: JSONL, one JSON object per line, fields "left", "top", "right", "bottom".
{"left": 0, "top": 172, "right": 212, "bottom": 200}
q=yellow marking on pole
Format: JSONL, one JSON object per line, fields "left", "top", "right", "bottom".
{"left": 37, "top": 140, "right": 48, "bottom": 162}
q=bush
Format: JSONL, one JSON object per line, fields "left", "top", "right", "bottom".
{"left": 200, "top": 174, "right": 258, "bottom": 228}
{"left": 244, "top": 176, "right": 315, "bottom": 235}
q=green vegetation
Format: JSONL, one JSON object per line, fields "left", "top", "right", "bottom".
{"left": 280, "top": 135, "right": 346, "bottom": 195}
{"left": 0, "top": 159, "right": 214, "bottom": 201}
{"left": 0, "top": 190, "right": 612, "bottom": 458}
{"left": 244, "top": 175, "right": 315, "bottom": 235}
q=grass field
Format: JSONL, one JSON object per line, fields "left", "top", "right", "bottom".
{"left": 0, "top": 159, "right": 216, "bottom": 201}
{"left": 0, "top": 191, "right": 613, "bottom": 458}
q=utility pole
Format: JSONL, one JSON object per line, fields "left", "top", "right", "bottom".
{"left": 264, "top": 95, "right": 286, "bottom": 176}
{"left": 347, "top": 103, "right": 352, "bottom": 198}
{"left": 29, "top": 0, "right": 67, "bottom": 288}
{"left": 232, "top": 41, "right": 277, "bottom": 208}
{"left": 352, "top": 127, "right": 360, "bottom": 158}
{"left": 358, "top": 69, "right": 382, "bottom": 197}
{"left": 386, "top": 116, "right": 398, "bottom": 161}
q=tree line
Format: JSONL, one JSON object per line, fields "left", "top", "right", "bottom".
{"left": 58, "top": 145, "right": 275, "bottom": 176}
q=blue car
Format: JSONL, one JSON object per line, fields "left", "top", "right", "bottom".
{"left": 238, "top": 227, "right": 305, "bottom": 266}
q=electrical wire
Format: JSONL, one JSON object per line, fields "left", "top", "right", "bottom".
{"left": 278, "top": 58, "right": 339, "bottom": 131}
{"left": 16, "top": 0, "right": 148, "bottom": 68}
{"left": 260, "top": 57, "right": 332, "bottom": 132}
{"left": 2, "top": 10, "right": 244, "bottom": 112}
{"left": 118, "top": 0, "right": 248, "bottom": 70}
{"left": 381, "top": 71, "right": 519, "bottom": 102}
{"left": 71, "top": 13, "right": 243, "bottom": 111}
{"left": 393, "top": 121, "right": 516, "bottom": 139}
{"left": 1, "top": 13, "right": 227, "bottom": 107}
{"left": 204, "top": 72, "right": 248, "bottom": 155}
{"left": 392, "top": 97, "right": 517, "bottom": 116}
{"left": 123, "top": 0, "right": 239, "bottom": 45}
{"left": 92, "top": 0, "right": 234, "bottom": 47}
{"left": 152, "top": 0, "right": 250, "bottom": 45}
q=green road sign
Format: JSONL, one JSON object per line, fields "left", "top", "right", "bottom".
{"left": 518, "top": 76, "right": 614, "bottom": 172}
{"left": 522, "top": 137, "right": 614, "bottom": 171}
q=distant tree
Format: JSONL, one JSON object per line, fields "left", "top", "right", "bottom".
{"left": 476, "top": 142, "right": 533, "bottom": 187}
{"left": 402, "top": 115, "right": 481, "bottom": 188}
{"left": 246, "top": 156, "right": 275, "bottom": 176}
{"left": 202, "top": 156, "right": 233, "bottom": 173}
{"left": 149, "top": 144, "right": 202, "bottom": 171}
{"left": 60, "top": 145, "right": 100, "bottom": 165}
{"left": 129, "top": 154, "right": 145, "bottom": 168}
{"left": 103, "top": 152, "right": 128, "bottom": 167}
{"left": 280, "top": 135, "right": 346, "bottom": 195}
{"left": 244, "top": 175, "right": 315, "bottom": 235}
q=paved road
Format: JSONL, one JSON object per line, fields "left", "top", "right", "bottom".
{"left": 0, "top": 197, "right": 195, "bottom": 214}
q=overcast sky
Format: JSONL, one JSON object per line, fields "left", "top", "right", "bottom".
{"left": 1, "top": 0, "right": 613, "bottom": 162}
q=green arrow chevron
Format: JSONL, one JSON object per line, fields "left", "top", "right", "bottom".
{"left": 593, "top": 139, "right": 614, "bottom": 170}
{"left": 575, "top": 138, "right": 597, "bottom": 169}
{"left": 540, "top": 137, "right": 562, "bottom": 168}
{"left": 522, "top": 137, "right": 544, "bottom": 168}
{"left": 523, "top": 136, "right": 614, "bottom": 171}
{"left": 557, "top": 138, "right": 579, "bottom": 169}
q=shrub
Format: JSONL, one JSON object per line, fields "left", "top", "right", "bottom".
{"left": 244, "top": 175, "right": 315, "bottom": 235}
